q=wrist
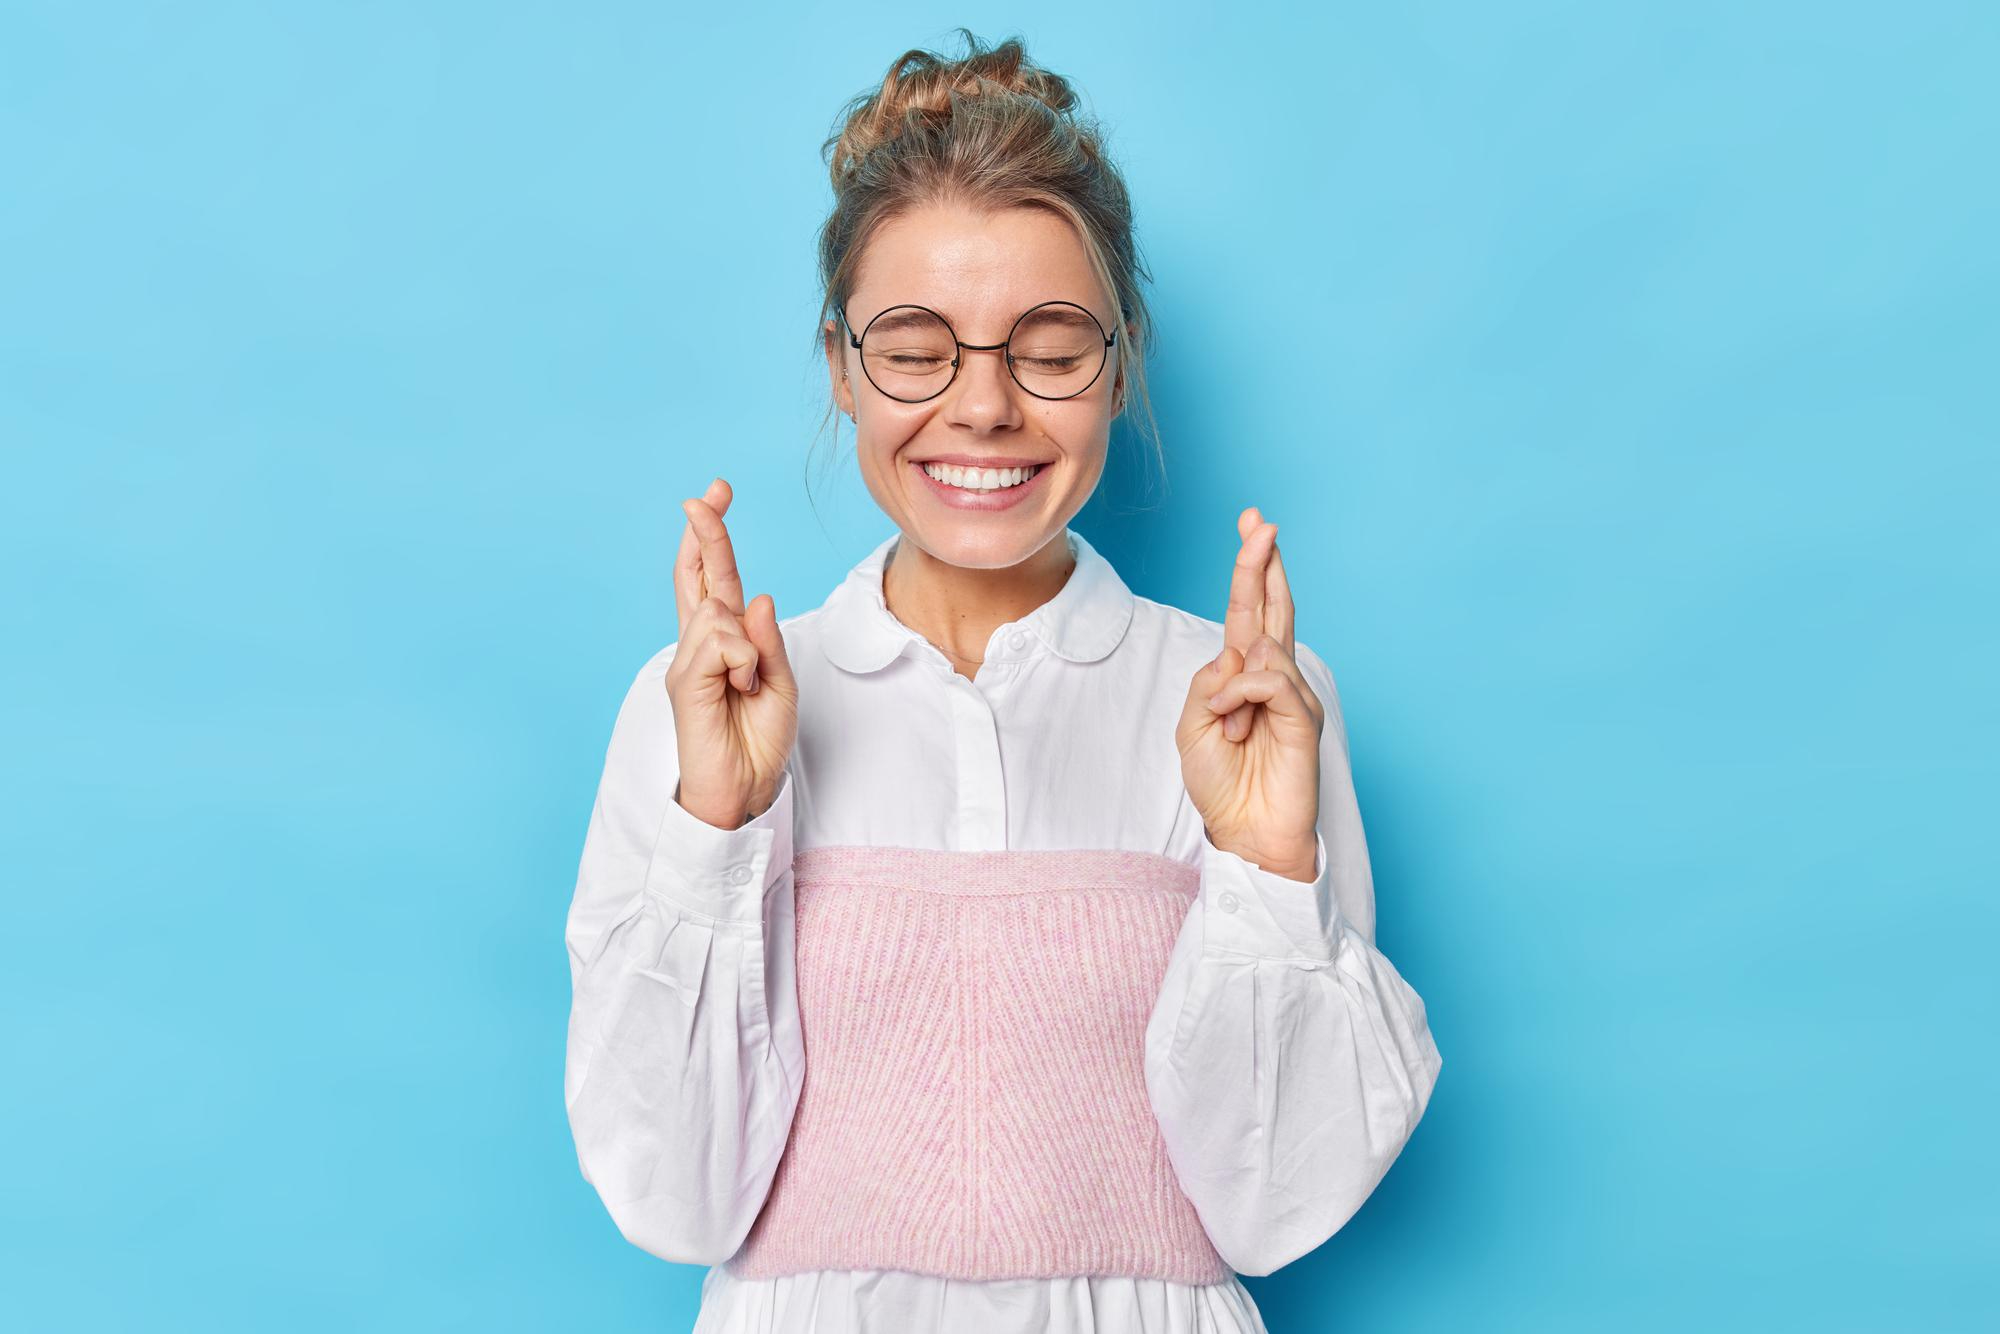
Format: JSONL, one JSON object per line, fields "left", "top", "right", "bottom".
{"left": 1250, "top": 839, "right": 1318, "bottom": 883}
{"left": 674, "top": 780, "right": 748, "bottom": 832}
{"left": 1206, "top": 826, "right": 1319, "bottom": 884}
{"left": 1263, "top": 853, "right": 1318, "bottom": 884}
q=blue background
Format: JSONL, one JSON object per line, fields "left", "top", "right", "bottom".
{"left": 5, "top": 3, "right": 1994, "bottom": 1330}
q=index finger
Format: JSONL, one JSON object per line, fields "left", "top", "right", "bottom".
{"left": 672, "top": 517, "right": 702, "bottom": 638}
{"left": 1223, "top": 508, "right": 1278, "bottom": 655}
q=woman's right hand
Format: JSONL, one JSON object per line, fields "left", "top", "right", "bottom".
{"left": 667, "top": 477, "right": 800, "bottom": 830}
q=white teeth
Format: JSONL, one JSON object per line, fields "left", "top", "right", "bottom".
{"left": 921, "top": 462, "right": 1042, "bottom": 492}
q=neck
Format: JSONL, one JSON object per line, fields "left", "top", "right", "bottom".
{"left": 883, "top": 531, "right": 1076, "bottom": 676}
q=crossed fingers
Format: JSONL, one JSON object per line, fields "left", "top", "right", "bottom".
{"left": 672, "top": 478, "right": 760, "bottom": 695}
{"left": 1218, "top": 506, "right": 1323, "bottom": 733}
{"left": 676, "top": 478, "right": 746, "bottom": 631}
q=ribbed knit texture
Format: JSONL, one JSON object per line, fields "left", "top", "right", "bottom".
{"left": 724, "top": 845, "right": 1233, "bottom": 1285}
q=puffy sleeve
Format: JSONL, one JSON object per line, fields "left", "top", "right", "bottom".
{"left": 563, "top": 644, "right": 804, "bottom": 1265}
{"left": 1144, "top": 641, "right": 1443, "bottom": 1277}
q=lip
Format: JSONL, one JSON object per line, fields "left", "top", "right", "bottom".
{"left": 911, "top": 454, "right": 1055, "bottom": 469}
{"left": 911, "top": 458, "right": 1050, "bottom": 511}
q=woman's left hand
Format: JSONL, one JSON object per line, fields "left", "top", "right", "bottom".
{"left": 1176, "top": 507, "right": 1325, "bottom": 883}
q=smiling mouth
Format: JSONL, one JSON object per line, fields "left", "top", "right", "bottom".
{"left": 917, "top": 461, "right": 1046, "bottom": 493}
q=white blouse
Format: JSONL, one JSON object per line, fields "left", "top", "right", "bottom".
{"left": 564, "top": 526, "right": 1443, "bottom": 1334}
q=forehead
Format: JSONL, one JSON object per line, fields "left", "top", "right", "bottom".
{"left": 848, "top": 202, "right": 1111, "bottom": 331}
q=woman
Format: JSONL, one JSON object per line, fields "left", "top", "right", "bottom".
{"left": 564, "top": 32, "right": 1443, "bottom": 1334}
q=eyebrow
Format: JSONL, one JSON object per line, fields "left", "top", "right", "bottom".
{"left": 855, "top": 303, "right": 1108, "bottom": 337}
{"left": 862, "top": 309, "right": 948, "bottom": 335}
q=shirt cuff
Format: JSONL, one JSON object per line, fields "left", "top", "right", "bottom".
{"left": 643, "top": 769, "right": 796, "bottom": 924}
{"left": 1197, "top": 827, "right": 1346, "bottom": 963}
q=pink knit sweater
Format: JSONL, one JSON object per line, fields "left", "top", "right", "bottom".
{"left": 723, "top": 844, "right": 1234, "bottom": 1285}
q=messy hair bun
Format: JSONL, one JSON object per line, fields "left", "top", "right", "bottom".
{"left": 823, "top": 34, "right": 1083, "bottom": 186}
{"left": 812, "top": 29, "right": 1160, "bottom": 485}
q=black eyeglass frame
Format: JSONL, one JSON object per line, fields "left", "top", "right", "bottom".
{"left": 839, "top": 299, "right": 1120, "bottom": 403}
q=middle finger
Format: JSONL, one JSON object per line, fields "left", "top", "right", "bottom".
{"left": 1266, "top": 536, "right": 1295, "bottom": 657}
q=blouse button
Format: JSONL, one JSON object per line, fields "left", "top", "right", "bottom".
{"left": 727, "top": 864, "right": 754, "bottom": 886}
{"left": 1007, "top": 630, "right": 1028, "bottom": 651}
{"left": 1217, "top": 891, "right": 1241, "bottom": 914}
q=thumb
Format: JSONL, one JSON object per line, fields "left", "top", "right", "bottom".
{"left": 742, "top": 594, "right": 797, "bottom": 696}
{"left": 1209, "top": 644, "right": 1244, "bottom": 686}
{"left": 1178, "top": 644, "right": 1245, "bottom": 737}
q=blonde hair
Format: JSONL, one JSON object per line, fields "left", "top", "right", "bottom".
{"left": 810, "top": 29, "right": 1162, "bottom": 498}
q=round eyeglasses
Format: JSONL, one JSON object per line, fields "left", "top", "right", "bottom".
{"left": 840, "top": 300, "right": 1118, "bottom": 403}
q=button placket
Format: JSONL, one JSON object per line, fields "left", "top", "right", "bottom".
{"left": 947, "top": 676, "right": 1007, "bottom": 850}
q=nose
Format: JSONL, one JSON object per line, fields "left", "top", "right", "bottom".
{"left": 943, "top": 343, "right": 1024, "bottom": 434}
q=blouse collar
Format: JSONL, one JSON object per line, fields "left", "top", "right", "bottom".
{"left": 818, "top": 526, "right": 1138, "bottom": 675}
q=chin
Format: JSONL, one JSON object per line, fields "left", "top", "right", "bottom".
{"left": 901, "top": 522, "right": 1060, "bottom": 571}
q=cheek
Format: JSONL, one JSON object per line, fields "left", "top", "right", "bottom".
{"left": 854, "top": 408, "right": 928, "bottom": 464}
{"left": 1036, "top": 401, "right": 1114, "bottom": 454}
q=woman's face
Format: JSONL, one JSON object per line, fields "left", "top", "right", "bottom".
{"left": 825, "top": 202, "right": 1126, "bottom": 571}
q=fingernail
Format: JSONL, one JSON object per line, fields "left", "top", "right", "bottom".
{"left": 747, "top": 671, "right": 760, "bottom": 694}
{"left": 1207, "top": 692, "right": 1225, "bottom": 710}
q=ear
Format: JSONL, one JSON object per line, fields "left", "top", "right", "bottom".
{"left": 825, "top": 319, "right": 857, "bottom": 419}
